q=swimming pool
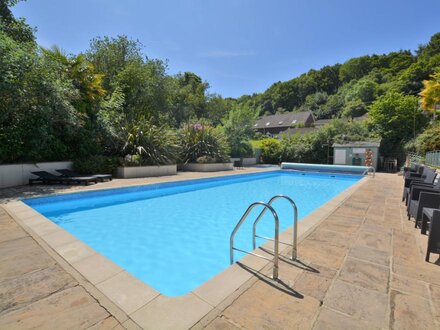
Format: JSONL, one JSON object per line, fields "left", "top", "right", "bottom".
{"left": 24, "top": 170, "right": 361, "bottom": 296}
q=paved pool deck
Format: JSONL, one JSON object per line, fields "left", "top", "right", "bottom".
{"left": 0, "top": 170, "right": 439, "bottom": 329}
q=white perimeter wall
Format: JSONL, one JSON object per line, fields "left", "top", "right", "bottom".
{"left": 0, "top": 161, "right": 73, "bottom": 188}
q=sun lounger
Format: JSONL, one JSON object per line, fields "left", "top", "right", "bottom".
{"left": 56, "top": 169, "right": 112, "bottom": 182}
{"left": 30, "top": 171, "right": 97, "bottom": 185}
{"left": 29, "top": 171, "right": 68, "bottom": 185}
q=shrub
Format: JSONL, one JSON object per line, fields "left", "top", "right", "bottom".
{"left": 74, "top": 155, "right": 121, "bottom": 174}
{"left": 405, "top": 123, "right": 440, "bottom": 154}
{"left": 179, "top": 121, "right": 230, "bottom": 163}
{"left": 122, "top": 118, "right": 179, "bottom": 165}
{"left": 260, "top": 138, "right": 281, "bottom": 164}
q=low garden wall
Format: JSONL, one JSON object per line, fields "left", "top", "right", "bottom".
{"left": 116, "top": 165, "right": 177, "bottom": 178}
{"left": 0, "top": 161, "right": 73, "bottom": 188}
{"left": 180, "top": 163, "right": 233, "bottom": 172}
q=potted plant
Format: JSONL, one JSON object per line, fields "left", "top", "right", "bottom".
{"left": 179, "top": 121, "right": 233, "bottom": 172}
{"left": 116, "top": 119, "right": 179, "bottom": 178}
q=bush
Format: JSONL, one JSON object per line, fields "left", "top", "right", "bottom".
{"left": 122, "top": 118, "right": 179, "bottom": 165}
{"left": 179, "top": 121, "right": 230, "bottom": 163}
{"left": 230, "top": 141, "right": 254, "bottom": 158}
{"left": 74, "top": 155, "right": 121, "bottom": 174}
{"left": 405, "top": 123, "right": 440, "bottom": 154}
{"left": 260, "top": 138, "right": 281, "bottom": 164}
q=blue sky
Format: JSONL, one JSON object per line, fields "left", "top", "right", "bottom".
{"left": 13, "top": 0, "right": 440, "bottom": 98}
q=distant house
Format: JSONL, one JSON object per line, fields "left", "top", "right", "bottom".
{"left": 253, "top": 111, "right": 315, "bottom": 135}
{"left": 281, "top": 127, "right": 317, "bottom": 136}
{"left": 314, "top": 119, "right": 332, "bottom": 128}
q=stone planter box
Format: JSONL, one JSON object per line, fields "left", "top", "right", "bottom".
{"left": 180, "top": 163, "right": 233, "bottom": 172}
{"left": 231, "top": 157, "right": 257, "bottom": 166}
{"left": 116, "top": 165, "right": 177, "bottom": 178}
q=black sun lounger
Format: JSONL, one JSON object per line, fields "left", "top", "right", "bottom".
{"left": 30, "top": 171, "right": 98, "bottom": 185}
{"left": 29, "top": 171, "right": 67, "bottom": 185}
{"left": 56, "top": 169, "right": 112, "bottom": 182}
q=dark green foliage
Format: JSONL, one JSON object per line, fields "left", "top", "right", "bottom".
{"left": 178, "top": 120, "right": 230, "bottom": 164}
{"left": 368, "top": 92, "right": 428, "bottom": 158}
{"left": 237, "top": 35, "right": 440, "bottom": 122}
{"left": 1, "top": 0, "right": 440, "bottom": 165}
{"left": 260, "top": 120, "right": 375, "bottom": 164}
{"left": 73, "top": 155, "right": 121, "bottom": 175}
{"left": 222, "top": 104, "right": 257, "bottom": 157}
{"left": 0, "top": 0, "right": 35, "bottom": 43}
{"left": 122, "top": 119, "right": 179, "bottom": 165}
{"left": 405, "top": 123, "right": 440, "bottom": 155}
{"left": 260, "top": 138, "right": 281, "bottom": 164}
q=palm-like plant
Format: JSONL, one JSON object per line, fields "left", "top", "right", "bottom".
{"left": 122, "top": 118, "right": 179, "bottom": 165}
{"left": 179, "top": 120, "right": 230, "bottom": 164}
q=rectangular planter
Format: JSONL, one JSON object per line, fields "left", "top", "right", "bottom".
{"left": 180, "top": 163, "right": 233, "bottom": 172}
{"left": 116, "top": 165, "right": 177, "bottom": 178}
{"left": 230, "top": 157, "right": 257, "bottom": 166}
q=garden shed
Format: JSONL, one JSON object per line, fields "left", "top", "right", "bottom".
{"left": 332, "top": 141, "right": 380, "bottom": 170}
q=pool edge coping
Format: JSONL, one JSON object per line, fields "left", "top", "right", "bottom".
{"left": 3, "top": 173, "right": 369, "bottom": 329}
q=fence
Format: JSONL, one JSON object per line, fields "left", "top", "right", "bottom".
{"left": 406, "top": 152, "right": 423, "bottom": 167}
{"left": 426, "top": 150, "right": 440, "bottom": 167}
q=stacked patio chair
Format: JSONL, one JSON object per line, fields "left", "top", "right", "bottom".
{"left": 423, "top": 209, "right": 440, "bottom": 261}
{"left": 403, "top": 163, "right": 424, "bottom": 175}
{"left": 402, "top": 169, "right": 438, "bottom": 204}
{"left": 404, "top": 164, "right": 440, "bottom": 262}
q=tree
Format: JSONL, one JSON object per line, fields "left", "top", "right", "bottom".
{"left": 341, "top": 99, "right": 367, "bottom": 118}
{"left": 368, "top": 92, "right": 427, "bottom": 157}
{"left": 0, "top": 0, "right": 35, "bottom": 43}
{"left": 420, "top": 70, "right": 440, "bottom": 116}
{"left": 222, "top": 104, "right": 257, "bottom": 157}
{"left": 168, "top": 72, "right": 209, "bottom": 126}
{"left": 41, "top": 47, "right": 106, "bottom": 116}
{"left": 339, "top": 56, "right": 372, "bottom": 83}
{"left": 115, "top": 58, "right": 170, "bottom": 124}
{"left": 344, "top": 78, "right": 378, "bottom": 104}
{"left": 87, "top": 35, "right": 144, "bottom": 90}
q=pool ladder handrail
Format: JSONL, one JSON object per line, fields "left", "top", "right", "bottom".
{"left": 362, "top": 166, "right": 375, "bottom": 177}
{"left": 252, "top": 194, "right": 298, "bottom": 261}
{"left": 230, "top": 202, "right": 280, "bottom": 280}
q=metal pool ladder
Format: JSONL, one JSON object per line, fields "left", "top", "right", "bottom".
{"left": 229, "top": 195, "right": 298, "bottom": 281}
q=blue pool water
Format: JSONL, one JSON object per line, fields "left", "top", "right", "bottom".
{"left": 24, "top": 171, "right": 361, "bottom": 296}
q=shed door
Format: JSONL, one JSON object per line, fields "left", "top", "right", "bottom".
{"left": 334, "top": 149, "right": 346, "bottom": 164}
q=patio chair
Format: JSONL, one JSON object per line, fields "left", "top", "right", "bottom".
{"left": 424, "top": 208, "right": 440, "bottom": 262}
{"left": 233, "top": 158, "right": 244, "bottom": 169}
{"left": 402, "top": 171, "right": 438, "bottom": 203}
{"left": 404, "top": 165, "right": 434, "bottom": 180}
{"left": 407, "top": 186, "right": 440, "bottom": 226}
{"left": 56, "top": 169, "right": 112, "bottom": 182}
{"left": 403, "top": 163, "right": 421, "bottom": 174}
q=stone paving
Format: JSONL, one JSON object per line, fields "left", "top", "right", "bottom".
{"left": 0, "top": 172, "right": 439, "bottom": 329}
{"left": 202, "top": 174, "right": 440, "bottom": 329}
{"left": 0, "top": 207, "right": 123, "bottom": 329}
